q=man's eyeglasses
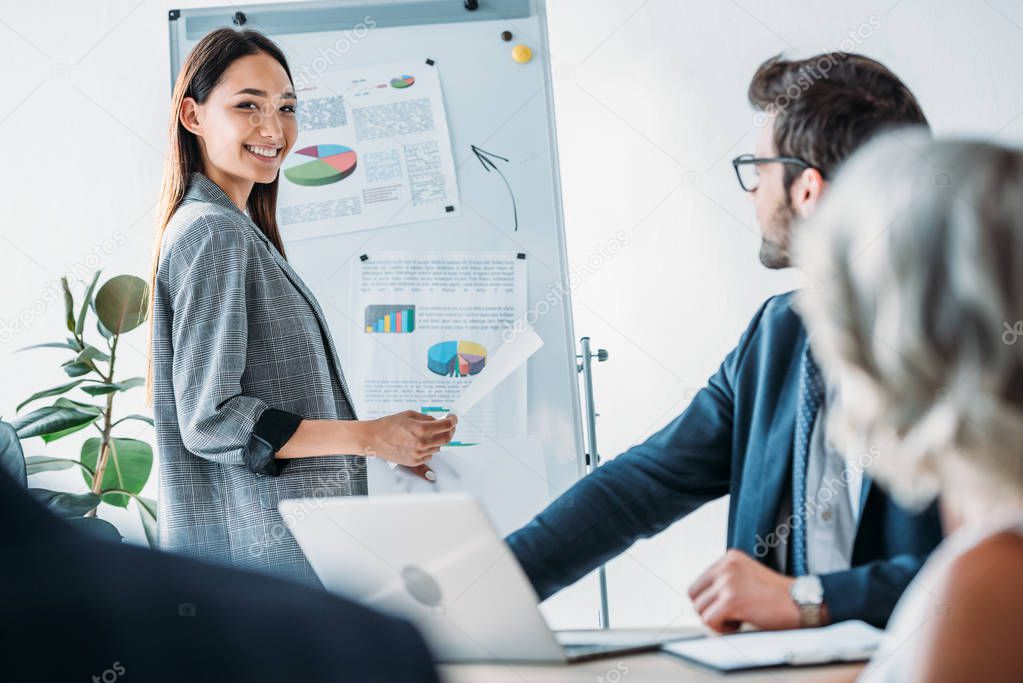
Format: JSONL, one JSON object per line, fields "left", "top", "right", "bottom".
{"left": 731, "top": 154, "right": 819, "bottom": 192}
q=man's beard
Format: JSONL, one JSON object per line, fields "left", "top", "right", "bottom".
{"left": 758, "top": 199, "right": 796, "bottom": 269}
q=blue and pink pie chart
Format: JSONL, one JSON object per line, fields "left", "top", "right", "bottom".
{"left": 390, "top": 74, "right": 415, "bottom": 89}
{"left": 283, "top": 144, "right": 357, "bottom": 186}
{"left": 427, "top": 340, "right": 487, "bottom": 377}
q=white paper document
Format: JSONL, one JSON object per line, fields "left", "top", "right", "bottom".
{"left": 556, "top": 629, "right": 701, "bottom": 648}
{"left": 450, "top": 326, "right": 543, "bottom": 416}
{"left": 279, "top": 60, "right": 460, "bottom": 240}
{"left": 349, "top": 251, "right": 529, "bottom": 449}
{"left": 662, "top": 620, "right": 883, "bottom": 672}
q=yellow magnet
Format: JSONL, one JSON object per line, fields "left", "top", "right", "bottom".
{"left": 512, "top": 44, "right": 533, "bottom": 64}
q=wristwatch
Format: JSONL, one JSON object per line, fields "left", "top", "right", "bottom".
{"left": 789, "top": 575, "right": 825, "bottom": 627}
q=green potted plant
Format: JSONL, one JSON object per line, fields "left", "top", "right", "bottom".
{"left": 10, "top": 272, "right": 157, "bottom": 545}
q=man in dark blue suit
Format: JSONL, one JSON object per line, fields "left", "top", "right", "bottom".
{"left": 506, "top": 53, "right": 943, "bottom": 632}
{"left": 0, "top": 423, "right": 438, "bottom": 682}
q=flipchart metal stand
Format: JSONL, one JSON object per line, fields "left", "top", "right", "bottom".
{"left": 577, "top": 336, "right": 610, "bottom": 628}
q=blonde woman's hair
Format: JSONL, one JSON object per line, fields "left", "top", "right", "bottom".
{"left": 795, "top": 131, "right": 1023, "bottom": 508}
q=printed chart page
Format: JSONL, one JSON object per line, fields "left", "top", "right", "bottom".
{"left": 349, "top": 251, "right": 548, "bottom": 533}
{"left": 280, "top": 60, "right": 460, "bottom": 240}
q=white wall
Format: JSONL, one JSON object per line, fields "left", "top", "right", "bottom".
{"left": 2, "top": 0, "right": 1022, "bottom": 627}
{"left": 543, "top": 0, "right": 1023, "bottom": 628}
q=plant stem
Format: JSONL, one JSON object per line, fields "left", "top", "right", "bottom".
{"left": 86, "top": 333, "right": 119, "bottom": 517}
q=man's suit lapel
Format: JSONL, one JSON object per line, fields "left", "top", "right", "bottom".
{"left": 859, "top": 474, "right": 873, "bottom": 519}
{"left": 758, "top": 367, "right": 800, "bottom": 555}
{"left": 733, "top": 336, "right": 803, "bottom": 561}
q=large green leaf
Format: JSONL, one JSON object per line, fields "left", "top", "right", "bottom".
{"left": 76, "top": 271, "right": 101, "bottom": 336}
{"left": 60, "top": 277, "right": 75, "bottom": 334}
{"left": 111, "top": 414, "right": 155, "bottom": 428}
{"left": 53, "top": 397, "right": 103, "bottom": 413}
{"left": 66, "top": 516, "right": 123, "bottom": 543}
{"left": 96, "top": 316, "right": 114, "bottom": 341}
{"left": 137, "top": 496, "right": 158, "bottom": 547}
{"left": 15, "top": 341, "right": 79, "bottom": 353}
{"left": 95, "top": 275, "right": 149, "bottom": 334}
{"left": 11, "top": 405, "right": 100, "bottom": 442}
{"left": 75, "top": 345, "right": 110, "bottom": 364}
{"left": 0, "top": 421, "right": 27, "bottom": 486}
{"left": 46, "top": 399, "right": 101, "bottom": 443}
{"left": 25, "top": 455, "right": 89, "bottom": 476}
{"left": 62, "top": 361, "right": 94, "bottom": 378}
{"left": 29, "top": 489, "right": 100, "bottom": 517}
{"left": 81, "top": 437, "right": 153, "bottom": 508}
{"left": 80, "top": 384, "right": 119, "bottom": 397}
{"left": 16, "top": 379, "right": 85, "bottom": 412}
{"left": 81, "top": 377, "right": 145, "bottom": 397}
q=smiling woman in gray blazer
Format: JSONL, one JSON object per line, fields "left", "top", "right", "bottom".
{"left": 144, "top": 29, "right": 457, "bottom": 585}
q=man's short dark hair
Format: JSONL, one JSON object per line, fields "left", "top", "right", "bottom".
{"left": 748, "top": 52, "right": 929, "bottom": 190}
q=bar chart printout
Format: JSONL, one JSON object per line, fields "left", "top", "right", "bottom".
{"left": 350, "top": 250, "right": 528, "bottom": 456}
{"left": 365, "top": 304, "right": 416, "bottom": 333}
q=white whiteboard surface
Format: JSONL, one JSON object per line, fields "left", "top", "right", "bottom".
{"left": 169, "top": 0, "right": 586, "bottom": 503}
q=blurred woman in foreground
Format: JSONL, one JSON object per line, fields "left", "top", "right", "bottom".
{"left": 796, "top": 133, "right": 1023, "bottom": 682}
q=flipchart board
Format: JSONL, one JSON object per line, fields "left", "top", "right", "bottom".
{"left": 168, "top": 0, "right": 589, "bottom": 553}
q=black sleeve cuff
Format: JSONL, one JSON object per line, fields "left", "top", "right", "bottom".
{"left": 243, "top": 408, "right": 303, "bottom": 477}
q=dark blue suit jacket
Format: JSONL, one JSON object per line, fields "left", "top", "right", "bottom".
{"left": 507, "top": 292, "right": 943, "bottom": 627}
{"left": 0, "top": 467, "right": 438, "bottom": 682}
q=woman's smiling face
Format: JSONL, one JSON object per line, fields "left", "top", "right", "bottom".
{"left": 181, "top": 51, "right": 297, "bottom": 186}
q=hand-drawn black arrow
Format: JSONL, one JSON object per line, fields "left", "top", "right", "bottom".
{"left": 470, "top": 144, "right": 518, "bottom": 231}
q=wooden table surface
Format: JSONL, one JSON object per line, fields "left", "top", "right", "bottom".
{"left": 439, "top": 628, "right": 863, "bottom": 682}
{"left": 441, "top": 654, "right": 862, "bottom": 682}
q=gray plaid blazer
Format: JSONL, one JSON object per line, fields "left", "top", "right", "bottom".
{"left": 152, "top": 171, "right": 366, "bottom": 586}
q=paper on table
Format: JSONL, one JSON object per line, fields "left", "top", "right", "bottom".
{"left": 556, "top": 629, "right": 701, "bottom": 648}
{"left": 451, "top": 326, "right": 543, "bottom": 417}
{"left": 662, "top": 620, "right": 883, "bottom": 672}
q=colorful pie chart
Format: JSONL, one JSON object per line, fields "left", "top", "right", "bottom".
{"left": 390, "top": 74, "right": 415, "bottom": 89}
{"left": 427, "top": 340, "right": 487, "bottom": 377}
{"left": 284, "top": 144, "right": 357, "bottom": 186}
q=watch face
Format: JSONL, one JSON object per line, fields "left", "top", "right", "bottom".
{"left": 793, "top": 576, "right": 824, "bottom": 604}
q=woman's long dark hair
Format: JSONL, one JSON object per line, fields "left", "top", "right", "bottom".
{"left": 145, "top": 29, "right": 293, "bottom": 405}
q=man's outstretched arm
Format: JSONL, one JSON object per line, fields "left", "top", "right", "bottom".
{"left": 505, "top": 299, "right": 776, "bottom": 600}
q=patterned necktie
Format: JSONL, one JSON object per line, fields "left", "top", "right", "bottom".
{"left": 791, "top": 342, "right": 825, "bottom": 577}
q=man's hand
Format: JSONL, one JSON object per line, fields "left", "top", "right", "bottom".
{"left": 688, "top": 549, "right": 809, "bottom": 633}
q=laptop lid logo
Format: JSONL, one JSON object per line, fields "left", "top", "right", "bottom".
{"left": 402, "top": 565, "right": 444, "bottom": 608}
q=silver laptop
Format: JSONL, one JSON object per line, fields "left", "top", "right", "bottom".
{"left": 278, "top": 493, "right": 675, "bottom": 663}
